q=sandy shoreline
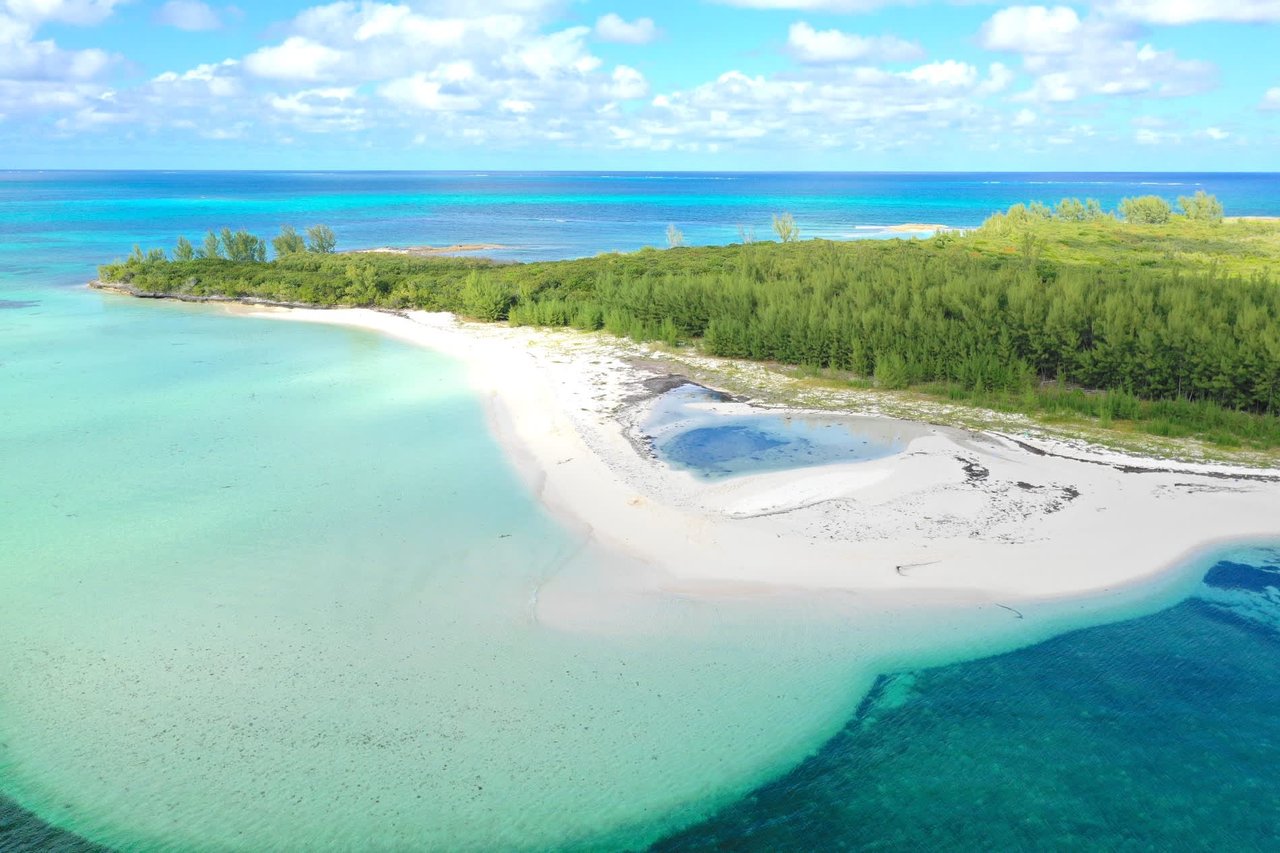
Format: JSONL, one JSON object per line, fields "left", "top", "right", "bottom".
{"left": 347, "top": 244, "right": 507, "bottom": 256}
{"left": 229, "top": 305, "right": 1279, "bottom": 605}
{"left": 882, "top": 222, "right": 951, "bottom": 232}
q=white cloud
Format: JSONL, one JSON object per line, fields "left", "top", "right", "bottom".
{"left": 594, "top": 13, "right": 658, "bottom": 44}
{"left": 53, "top": 103, "right": 129, "bottom": 131}
{"left": 629, "top": 57, "right": 1009, "bottom": 154}
{"left": 786, "top": 22, "right": 923, "bottom": 64}
{"left": 3, "top": 0, "right": 124, "bottom": 26}
{"left": 977, "top": 61, "right": 1015, "bottom": 95}
{"left": 0, "top": 37, "right": 110, "bottom": 80}
{"left": 0, "top": 0, "right": 124, "bottom": 86}
{"left": 978, "top": 6, "right": 1215, "bottom": 103}
{"left": 1202, "top": 126, "right": 1228, "bottom": 140}
{"left": 907, "top": 60, "right": 977, "bottom": 88}
{"left": 1262, "top": 87, "right": 1280, "bottom": 110}
{"left": 1028, "top": 41, "right": 1213, "bottom": 101}
{"left": 980, "top": 6, "right": 1082, "bottom": 54}
{"left": 500, "top": 97, "right": 534, "bottom": 113}
{"left": 508, "top": 26, "right": 601, "bottom": 79}
{"left": 268, "top": 86, "right": 364, "bottom": 130}
{"left": 714, "top": 0, "right": 896, "bottom": 10}
{"left": 155, "top": 1, "right": 221, "bottom": 31}
{"left": 1100, "top": 0, "right": 1280, "bottom": 25}
{"left": 0, "top": 2, "right": 123, "bottom": 116}
{"left": 609, "top": 64, "right": 649, "bottom": 99}
{"left": 378, "top": 72, "right": 482, "bottom": 111}
{"left": 0, "top": 0, "right": 1247, "bottom": 159}
{"left": 152, "top": 59, "right": 241, "bottom": 97}
{"left": 244, "top": 36, "right": 344, "bottom": 81}
{"left": 1134, "top": 127, "right": 1166, "bottom": 144}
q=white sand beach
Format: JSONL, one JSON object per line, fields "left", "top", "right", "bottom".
{"left": 243, "top": 306, "right": 1280, "bottom": 605}
{"left": 883, "top": 223, "right": 951, "bottom": 233}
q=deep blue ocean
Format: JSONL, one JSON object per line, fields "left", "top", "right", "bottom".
{"left": 3, "top": 171, "right": 1280, "bottom": 851}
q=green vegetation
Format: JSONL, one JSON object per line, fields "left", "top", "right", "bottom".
{"left": 1179, "top": 189, "right": 1224, "bottom": 223}
{"left": 272, "top": 225, "right": 307, "bottom": 256}
{"left": 1119, "top": 195, "right": 1173, "bottom": 224}
{"left": 772, "top": 212, "right": 800, "bottom": 243}
{"left": 97, "top": 197, "right": 1280, "bottom": 453}
{"left": 307, "top": 224, "right": 337, "bottom": 254}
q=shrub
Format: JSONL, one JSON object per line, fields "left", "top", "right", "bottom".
{"left": 1119, "top": 195, "right": 1172, "bottom": 225}
{"left": 772, "top": 213, "right": 799, "bottom": 243}
{"left": 460, "top": 272, "right": 513, "bottom": 321}
{"left": 306, "top": 224, "right": 337, "bottom": 254}
{"left": 1179, "top": 190, "right": 1224, "bottom": 223}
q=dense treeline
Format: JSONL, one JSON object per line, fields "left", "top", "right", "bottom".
{"left": 509, "top": 244, "right": 1280, "bottom": 415}
{"left": 98, "top": 204, "right": 1280, "bottom": 447}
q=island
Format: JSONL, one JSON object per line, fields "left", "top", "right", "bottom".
{"left": 90, "top": 196, "right": 1280, "bottom": 605}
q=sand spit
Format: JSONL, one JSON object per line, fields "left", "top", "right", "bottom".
{"left": 239, "top": 306, "right": 1280, "bottom": 603}
{"left": 883, "top": 223, "right": 951, "bottom": 233}
{"left": 347, "top": 244, "right": 507, "bottom": 256}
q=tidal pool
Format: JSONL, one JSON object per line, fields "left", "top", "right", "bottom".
{"left": 644, "top": 383, "right": 923, "bottom": 479}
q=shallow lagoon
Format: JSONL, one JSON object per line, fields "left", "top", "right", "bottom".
{"left": 645, "top": 383, "right": 922, "bottom": 479}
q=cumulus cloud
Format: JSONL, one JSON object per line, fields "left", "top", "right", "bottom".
{"left": 3, "top": 0, "right": 124, "bottom": 26}
{"left": 507, "top": 26, "right": 601, "bottom": 79}
{"left": 629, "top": 58, "right": 1010, "bottom": 154}
{"left": 1100, "top": 0, "right": 1280, "bottom": 25}
{"left": 786, "top": 22, "right": 924, "bottom": 64}
{"left": 0, "top": 36, "right": 110, "bottom": 80}
{"left": 609, "top": 64, "right": 649, "bottom": 99}
{"left": 154, "top": 1, "right": 222, "bottom": 31}
{"left": 594, "top": 13, "right": 658, "bottom": 44}
{"left": 1262, "top": 87, "right": 1280, "bottom": 110}
{"left": 714, "top": 0, "right": 896, "bottom": 10}
{"left": 244, "top": 36, "right": 345, "bottom": 81}
{"left": 980, "top": 6, "right": 1082, "bottom": 54}
{"left": 379, "top": 72, "right": 483, "bottom": 111}
{"left": 0, "top": 0, "right": 1250, "bottom": 161}
{"left": 268, "top": 86, "right": 364, "bottom": 131}
{"left": 152, "top": 59, "right": 241, "bottom": 97}
{"left": 0, "top": 0, "right": 121, "bottom": 85}
{"left": 979, "top": 6, "right": 1215, "bottom": 103}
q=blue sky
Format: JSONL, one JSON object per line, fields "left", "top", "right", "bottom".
{"left": 2, "top": 0, "right": 1278, "bottom": 169}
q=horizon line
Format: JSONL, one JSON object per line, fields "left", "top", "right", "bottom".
{"left": 3, "top": 168, "right": 1278, "bottom": 176}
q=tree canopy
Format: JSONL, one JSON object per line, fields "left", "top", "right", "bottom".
{"left": 97, "top": 204, "right": 1280, "bottom": 449}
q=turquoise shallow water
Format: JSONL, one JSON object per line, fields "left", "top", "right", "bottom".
{"left": 3, "top": 172, "right": 1280, "bottom": 850}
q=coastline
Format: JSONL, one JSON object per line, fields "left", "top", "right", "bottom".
{"left": 348, "top": 243, "right": 508, "bottom": 256}
{"left": 231, "top": 303, "right": 1280, "bottom": 604}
